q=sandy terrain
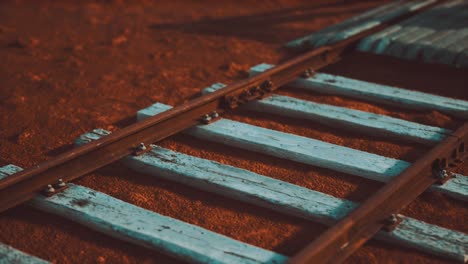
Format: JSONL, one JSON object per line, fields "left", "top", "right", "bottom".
{"left": 0, "top": 1, "right": 466, "bottom": 263}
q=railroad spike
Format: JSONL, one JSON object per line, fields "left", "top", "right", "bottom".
{"left": 56, "top": 178, "right": 67, "bottom": 188}
{"left": 382, "top": 214, "right": 402, "bottom": 232}
{"left": 138, "top": 142, "right": 147, "bottom": 151}
{"left": 201, "top": 114, "right": 212, "bottom": 124}
{"left": 438, "top": 169, "right": 449, "bottom": 180}
{"left": 210, "top": 111, "right": 219, "bottom": 119}
{"left": 133, "top": 142, "right": 152, "bottom": 156}
{"left": 301, "top": 68, "right": 314, "bottom": 78}
{"left": 44, "top": 184, "right": 55, "bottom": 194}
{"left": 435, "top": 168, "right": 452, "bottom": 184}
{"left": 387, "top": 214, "right": 398, "bottom": 225}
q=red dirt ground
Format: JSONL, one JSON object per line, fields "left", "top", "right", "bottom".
{"left": 0, "top": 1, "right": 466, "bottom": 263}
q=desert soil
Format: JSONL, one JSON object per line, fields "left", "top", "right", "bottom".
{"left": 0, "top": 1, "right": 467, "bottom": 263}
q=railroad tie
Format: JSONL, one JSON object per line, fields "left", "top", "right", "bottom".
{"left": 250, "top": 63, "right": 468, "bottom": 119}
{"left": 0, "top": 165, "right": 287, "bottom": 264}
{"left": 287, "top": 0, "right": 468, "bottom": 68}
{"left": 0, "top": 241, "right": 49, "bottom": 264}
{"left": 137, "top": 100, "right": 467, "bottom": 202}
{"left": 76, "top": 129, "right": 468, "bottom": 262}
{"left": 285, "top": 0, "right": 436, "bottom": 49}
{"left": 202, "top": 83, "right": 451, "bottom": 145}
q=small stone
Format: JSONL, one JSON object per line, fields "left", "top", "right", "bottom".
{"left": 73, "top": 44, "right": 83, "bottom": 51}
{"left": 29, "top": 37, "right": 40, "bottom": 47}
{"left": 221, "top": 62, "right": 249, "bottom": 78}
{"left": 17, "top": 131, "right": 32, "bottom": 144}
{"left": 112, "top": 35, "right": 127, "bottom": 46}
{"left": 30, "top": 74, "right": 42, "bottom": 81}
{"left": 97, "top": 256, "right": 105, "bottom": 263}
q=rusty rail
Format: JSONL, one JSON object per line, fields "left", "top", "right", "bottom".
{"left": 289, "top": 122, "right": 468, "bottom": 263}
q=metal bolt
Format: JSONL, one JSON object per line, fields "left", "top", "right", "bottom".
{"left": 387, "top": 214, "right": 398, "bottom": 225}
{"left": 45, "top": 184, "right": 55, "bottom": 194}
{"left": 301, "top": 68, "right": 314, "bottom": 78}
{"left": 138, "top": 142, "right": 147, "bottom": 151}
{"left": 261, "top": 80, "right": 273, "bottom": 91}
{"left": 438, "top": 169, "right": 449, "bottom": 180}
{"left": 56, "top": 179, "right": 67, "bottom": 188}
{"left": 249, "top": 86, "right": 259, "bottom": 94}
{"left": 210, "top": 111, "right": 219, "bottom": 119}
{"left": 241, "top": 90, "right": 251, "bottom": 98}
{"left": 201, "top": 114, "right": 212, "bottom": 124}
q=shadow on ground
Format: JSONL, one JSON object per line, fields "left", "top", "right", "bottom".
{"left": 150, "top": 2, "right": 378, "bottom": 43}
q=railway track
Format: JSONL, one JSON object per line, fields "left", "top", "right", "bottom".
{"left": 1, "top": 1, "right": 467, "bottom": 263}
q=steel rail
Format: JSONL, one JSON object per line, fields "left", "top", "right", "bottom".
{"left": 0, "top": 1, "right": 441, "bottom": 214}
{"left": 289, "top": 122, "right": 468, "bottom": 264}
